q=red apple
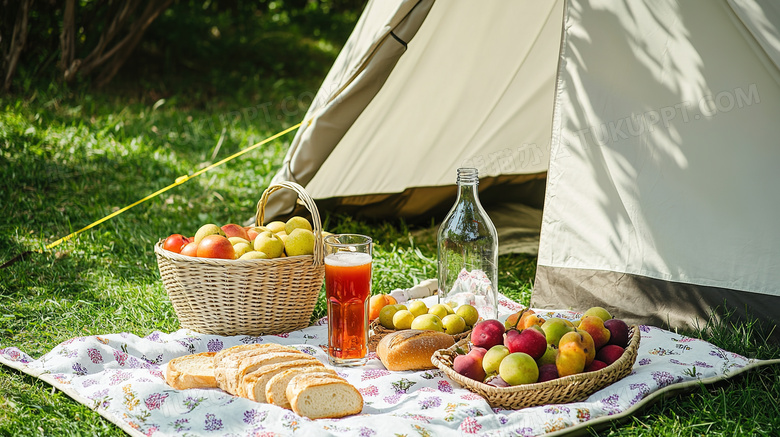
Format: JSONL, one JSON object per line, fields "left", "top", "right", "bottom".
{"left": 504, "top": 327, "right": 547, "bottom": 360}
{"left": 595, "top": 345, "right": 625, "bottom": 366}
{"left": 221, "top": 224, "right": 249, "bottom": 241}
{"left": 584, "top": 359, "right": 608, "bottom": 372}
{"left": 163, "top": 234, "right": 190, "bottom": 253}
{"left": 471, "top": 319, "right": 505, "bottom": 350}
{"left": 180, "top": 241, "right": 199, "bottom": 257}
{"left": 604, "top": 318, "right": 630, "bottom": 348}
{"left": 537, "top": 363, "right": 559, "bottom": 382}
{"left": 196, "top": 235, "right": 235, "bottom": 259}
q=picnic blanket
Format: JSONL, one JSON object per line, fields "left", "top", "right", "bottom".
{"left": 1, "top": 294, "right": 777, "bottom": 436}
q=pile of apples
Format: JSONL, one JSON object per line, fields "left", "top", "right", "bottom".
{"left": 162, "top": 216, "right": 322, "bottom": 260}
{"left": 371, "top": 295, "right": 479, "bottom": 336}
{"left": 453, "top": 307, "right": 631, "bottom": 387}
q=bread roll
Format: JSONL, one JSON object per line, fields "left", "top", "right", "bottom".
{"left": 286, "top": 374, "right": 363, "bottom": 419}
{"left": 213, "top": 343, "right": 294, "bottom": 393}
{"left": 165, "top": 352, "right": 217, "bottom": 390}
{"left": 265, "top": 367, "right": 337, "bottom": 409}
{"left": 376, "top": 329, "right": 455, "bottom": 371}
{"left": 242, "top": 358, "right": 325, "bottom": 402}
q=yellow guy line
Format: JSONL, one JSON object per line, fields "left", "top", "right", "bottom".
{"left": 43, "top": 121, "right": 303, "bottom": 251}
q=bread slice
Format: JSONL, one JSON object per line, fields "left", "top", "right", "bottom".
{"left": 265, "top": 367, "right": 338, "bottom": 409}
{"left": 286, "top": 373, "right": 363, "bottom": 419}
{"left": 213, "top": 343, "right": 293, "bottom": 393}
{"left": 165, "top": 352, "right": 217, "bottom": 390}
{"left": 233, "top": 352, "right": 319, "bottom": 397}
{"left": 243, "top": 360, "right": 330, "bottom": 402}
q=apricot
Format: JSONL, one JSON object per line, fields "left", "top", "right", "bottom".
{"left": 578, "top": 315, "right": 611, "bottom": 349}
{"left": 556, "top": 331, "right": 588, "bottom": 377}
{"left": 368, "top": 294, "right": 397, "bottom": 321}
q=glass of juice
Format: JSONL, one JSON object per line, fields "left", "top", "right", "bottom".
{"left": 324, "top": 234, "right": 372, "bottom": 367}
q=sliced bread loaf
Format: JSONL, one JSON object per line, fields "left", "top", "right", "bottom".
{"left": 165, "top": 352, "right": 217, "bottom": 390}
{"left": 242, "top": 359, "right": 328, "bottom": 402}
{"left": 232, "top": 351, "right": 318, "bottom": 396}
{"left": 265, "top": 367, "right": 338, "bottom": 409}
{"left": 213, "top": 343, "right": 293, "bottom": 393}
{"left": 286, "top": 373, "right": 364, "bottom": 419}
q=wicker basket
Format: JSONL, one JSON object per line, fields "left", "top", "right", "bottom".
{"left": 431, "top": 326, "right": 641, "bottom": 409}
{"left": 368, "top": 318, "right": 473, "bottom": 352}
{"left": 155, "top": 182, "right": 325, "bottom": 336}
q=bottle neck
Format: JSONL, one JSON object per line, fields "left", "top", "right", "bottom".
{"left": 456, "top": 168, "right": 480, "bottom": 201}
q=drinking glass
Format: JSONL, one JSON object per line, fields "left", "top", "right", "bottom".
{"left": 324, "top": 234, "right": 372, "bottom": 366}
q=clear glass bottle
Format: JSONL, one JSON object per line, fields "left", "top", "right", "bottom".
{"left": 437, "top": 168, "right": 499, "bottom": 319}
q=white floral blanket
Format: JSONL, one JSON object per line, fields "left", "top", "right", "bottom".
{"left": 1, "top": 295, "right": 775, "bottom": 436}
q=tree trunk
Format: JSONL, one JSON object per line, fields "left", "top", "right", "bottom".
{"left": 59, "top": 0, "right": 77, "bottom": 81}
{"left": 3, "top": 0, "right": 33, "bottom": 92}
{"left": 61, "top": 0, "right": 173, "bottom": 87}
{"left": 93, "top": 0, "right": 174, "bottom": 87}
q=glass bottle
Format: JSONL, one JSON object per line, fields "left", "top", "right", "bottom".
{"left": 437, "top": 168, "right": 499, "bottom": 319}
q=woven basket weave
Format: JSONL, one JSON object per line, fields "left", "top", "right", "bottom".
{"left": 155, "top": 182, "right": 325, "bottom": 336}
{"left": 431, "top": 325, "right": 640, "bottom": 409}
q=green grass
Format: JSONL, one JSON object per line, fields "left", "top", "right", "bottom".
{"left": 1, "top": 14, "right": 779, "bottom": 435}
{"left": 2, "top": 88, "right": 778, "bottom": 437}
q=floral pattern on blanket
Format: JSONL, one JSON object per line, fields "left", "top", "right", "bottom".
{"left": 0, "top": 295, "right": 757, "bottom": 437}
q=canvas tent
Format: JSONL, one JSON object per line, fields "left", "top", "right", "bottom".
{"left": 265, "top": 0, "right": 780, "bottom": 336}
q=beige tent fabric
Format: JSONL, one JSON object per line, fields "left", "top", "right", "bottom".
{"left": 729, "top": 0, "right": 780, "bottom": 73}
{"left": 264, "top": 0, "right": 436, "bottom": 219}
{"left": 265, "top": 0, "right": 562, "bottom": 221}
{"left": 533, "top": 0, "right": 780, "bottom": 334}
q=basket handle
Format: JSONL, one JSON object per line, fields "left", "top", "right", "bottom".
{"left": 255, "top": 181, "right": 324, "bottom": 266}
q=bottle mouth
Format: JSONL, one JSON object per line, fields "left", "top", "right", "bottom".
{"left": 457, "top": 167, "right": 479, "bottom": 184}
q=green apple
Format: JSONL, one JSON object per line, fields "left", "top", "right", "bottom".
{"left": 456, "top": 304, "right": 479, "bottom": 326}
{"left": 284, "top": 228, "right": 315, "bottom": 256}
{"left": 194, "top": 223, "right": 225, "bottom": 243}
{"left": 541, "top": 317, "right": 575, "bottom": 345}
{"left": 285, "top": 216, "right": 313, "bottom": 235}
{"left": 583, "top": 306, "right": 612, "bottom": 322}
{"left": 265, "top": 221, "right": 286, "bottom": 234}
{"left": 483, "top": 345, "right": 510, "bottom": 375}
{"left": 253, "top": 231, "right": 284, "bottom": 258}
{"left": 428, "top": 304, "right": 450, "bottom": 320}
{"left": 239, "top": 250, "right": 268, "bottom": 260}
{"left": 378, "top": 305, "right": 399, "bottom": 329}
{"left": 232, "top": 242, "right": 252, "bottom": 259}
{"left": 407, "top": 300, "right": 428, "bottom": 317}
{"left": 499, "top": 352, "right": 539, "bottom": 385}
{"left": 441, "top": 314, "right": 466, "bottom": 335}
{"left": 410, "top": 314, "right": 444, "bottom": 332}
{"left": 393, "top": 310, "right": 415, "bottom": 330}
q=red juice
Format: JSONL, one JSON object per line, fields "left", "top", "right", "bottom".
{"left": 325, "top": 252, "right": 372, "bottom": 363}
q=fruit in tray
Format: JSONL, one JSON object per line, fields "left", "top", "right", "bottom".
{"left": 375, "top": 299, "right": 477, "bottom": 335}
{"left": 163, "top": 216, "right": 326, "bottom": 260}
{"left": 452, "top": 307, "right": 631, "bottom": 386}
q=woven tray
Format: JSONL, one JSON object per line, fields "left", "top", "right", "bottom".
{"left": 431, "top": 326, "right": 640, "bottom": 409}
{"left": 368, "top": 318, "right": 472, "bottom": 352}
{"left": 155, "top": 182, "right": 325, "bottom": 336}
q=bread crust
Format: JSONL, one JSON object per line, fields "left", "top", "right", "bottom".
{"left": 243, "top": 359, "right": 327, "bottom": 402}
{"left": 233, "top": 351, "right": 317, "bottom": 397}
{"left": 265, "top": 367, "right": 337, "bottom": 408}
{"left": 165, "top": 352, "right": 217, "bottom": 390}
{"left": 376, "top": 329, "right": 455, "bottom": 371}
{"left": 286, "top": 374, "right": 363, "bottom": 419}
{"left": 213, "top": 343, "right": 292, "bottom": 392}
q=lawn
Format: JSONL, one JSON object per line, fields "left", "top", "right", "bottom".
{"left": 1, "top": 5, "right": 779, "bottom": 436}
